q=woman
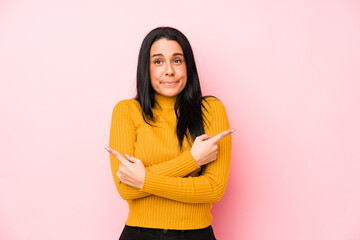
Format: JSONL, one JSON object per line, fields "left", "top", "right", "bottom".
{"left": 106, "top": 27, "right": 233, "bottom": 240}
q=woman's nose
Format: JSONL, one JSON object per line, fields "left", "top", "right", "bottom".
{"left": 165, "top": 62, "right": 175, "bottom": 76}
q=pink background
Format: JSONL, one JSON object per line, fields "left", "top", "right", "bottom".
{"left": 1, "top": 0, "right": 360, "bottom": 239}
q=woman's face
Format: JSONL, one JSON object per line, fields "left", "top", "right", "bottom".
{"left": 149, "top": 38, "right": 187, "bottom": 97}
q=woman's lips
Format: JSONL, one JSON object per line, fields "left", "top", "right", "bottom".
{"left": 161, "top": 81, "right": 178, "bottom": 86}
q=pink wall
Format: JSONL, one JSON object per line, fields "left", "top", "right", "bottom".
{"left": 1, "top": 1, "right": 360, "bottom": 239}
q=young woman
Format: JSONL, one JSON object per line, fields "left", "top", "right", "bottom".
{"left": 106, "top": 27, "right": 233, "bottom": 240}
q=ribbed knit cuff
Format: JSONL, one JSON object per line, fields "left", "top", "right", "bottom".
{"left": 177, "top": 150, "right": 201, "bottom": 174}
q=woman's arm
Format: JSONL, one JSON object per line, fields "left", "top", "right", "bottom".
{"left": 109, "top": 100, "right": 202, "bottom": 200}
{"left": 112, "top": 151, "right": 200, "bottom": 200}
{"left": 140, "top": 99, "right": 232, "bottom": 203}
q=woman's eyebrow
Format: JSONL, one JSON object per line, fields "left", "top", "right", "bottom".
{"left": 151, "top": 53, "right": 163, "bottom": 58}
{"left": 151, "top": 53, "right": 184, "bottom": 58}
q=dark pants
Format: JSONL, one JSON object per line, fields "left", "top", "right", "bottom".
{"left": 119, "top": 225, "right": 216, "bottom": 240}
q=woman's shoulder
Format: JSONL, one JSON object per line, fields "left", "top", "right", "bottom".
{"left": 112, "top": 98, "right": 141, "bottom": 113}
{"left": 202, "top": 96, "right": 228, "bottom": 120}
{"left": 201, "top": 96, "right": 229, "bottom": 130}
{"left": 202, "top": 96, "right": 226, "bottom": 110}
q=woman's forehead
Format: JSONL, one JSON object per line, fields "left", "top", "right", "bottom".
{"left": 150, "top": 39, "right": 183, "bottom": 56}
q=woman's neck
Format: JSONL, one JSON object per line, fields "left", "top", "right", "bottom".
{"left": 154, "top": 94, "right": 178, "bottom": 109}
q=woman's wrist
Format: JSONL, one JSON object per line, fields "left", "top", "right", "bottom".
{"left": 190, "top": 150, "right": 202, "bottom": 166}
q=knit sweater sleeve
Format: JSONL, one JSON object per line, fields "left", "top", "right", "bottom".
{"left": 109, "top": 100, "right": 200, "bottom": 200}
{"left": 140, "top": 98, "right": 232, "bottom": 203}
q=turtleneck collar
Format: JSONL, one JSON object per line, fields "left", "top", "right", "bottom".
{"left": 154, "top": 94, "right": 178, "bottom": 109}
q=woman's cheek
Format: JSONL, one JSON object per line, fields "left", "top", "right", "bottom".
{"left": 151, "top": 66, "right": 163, "bottom": 80}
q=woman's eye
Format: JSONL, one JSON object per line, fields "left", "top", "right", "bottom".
{"left": 154, "top": 59, "right": 162, "bottom": 64}
{"left": 173, "top": 59, "right": 182, "bottom": 64}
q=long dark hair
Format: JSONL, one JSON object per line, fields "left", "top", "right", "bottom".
{"left": 135, "top": 26, "right": 207, "bottom": 149}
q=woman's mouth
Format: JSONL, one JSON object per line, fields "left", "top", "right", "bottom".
{"left": 161, "top": 81, "right": 178, "bottom": 86}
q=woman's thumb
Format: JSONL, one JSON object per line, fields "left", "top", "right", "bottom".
{"left": 197, "top": 134, "right": 211, "bottom": 141}
{"left": 125, "top": 154, "right": 138, "bottom": 163}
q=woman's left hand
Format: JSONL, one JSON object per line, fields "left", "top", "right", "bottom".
{"left": 105, "top": 147, "right": 145, "bottom": 189}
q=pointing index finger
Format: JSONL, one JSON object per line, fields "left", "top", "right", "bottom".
{"left": 105, "top": 147, "right": 128, "bottom": 165}
{"left": 210, "top": 129, "right": 235, "bottom": 143}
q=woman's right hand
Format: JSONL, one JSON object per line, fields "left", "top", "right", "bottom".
{"left": 190, "top": 129, "right": 235, "bottom": 166}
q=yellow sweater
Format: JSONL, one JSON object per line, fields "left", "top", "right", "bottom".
{"left": 109, "top": 94, "right": 232, "bottom": 230}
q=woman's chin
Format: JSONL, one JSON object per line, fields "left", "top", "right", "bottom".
{"left": 156, "top": 88, "right": 184, "bottom": 97}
